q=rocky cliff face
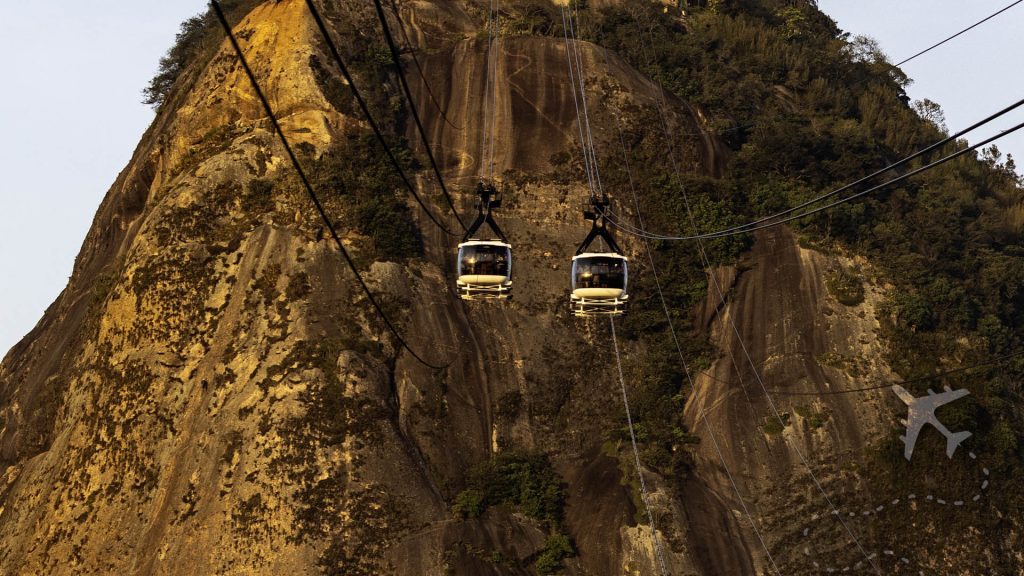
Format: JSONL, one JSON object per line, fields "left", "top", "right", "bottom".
{"left": 0, "top": 1, "right": 1016, "bottom": 575}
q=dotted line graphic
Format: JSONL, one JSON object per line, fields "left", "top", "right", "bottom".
{"left": 799, "top": 452, "right": 991, "bottom": 574}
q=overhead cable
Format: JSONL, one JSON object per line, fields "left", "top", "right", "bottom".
{"left": 371, "top": 0, "right": 467, "bottom": 232}
{"left": 483, "top": 0, "right": 501, "bottom": 180}
{"left": 768, "top": 349, "right": 1024, "bottom": 396}
{"left": 610, "top": 318, "right": 671, "bottom": 576}
{"left": 606, "top": 100, "right": 1024, "bottom": 242}
{"left": 560, "top": 7, "right": 668, "bottom": 572}
{"left": 212, "top": 0, "right": 449, "bottom": 371}
{"left": 634, "top": 11, "right": 882, "bottom": 574}
{"left": 625, "top": 0, "right": 1024, "bottom": 140}
{"left": 612, "top": 103, "right": 782, "bottom": 574}
{"left": 303, "top": 0, "right": 460, "bottom": 236}
{"left": 622, "top": 96, "right": 1024, "bottom": 239}
{"left": 569, "top": 6, "right": 605, "bottom": 200}
{"left": 560, "top": 7, "right": 598, "bottom": 199}
{"left": 894, "top": 0, "right": 1024, "bottom": 67}
{"left": 386, "top": 0, "right": 461, "bottom": 130}
{"left": 563, "top": 6, "right": 604, "bottom": 200}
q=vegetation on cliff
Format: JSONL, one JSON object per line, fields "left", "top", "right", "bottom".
{"left": 143, "top": 1, "right": 263, "bottom": 109}
{"left": 586, "top": 0, "right": 1022, "bottom": 568}
{"left": 592, "top": 0, "right": 1022, "bottom": 455}
{"left": 23, "top": 0, "right": 1016, "bottom": 573}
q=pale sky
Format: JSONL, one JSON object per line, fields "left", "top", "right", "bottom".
{"left": 818, "top": 0, "right": 1024, "bottom": 164}
{"left": 0, "top": 1, "right": 1022, "bottom": 358}
{"left": 0, "top": 1, "right": 208, "bottom": 357}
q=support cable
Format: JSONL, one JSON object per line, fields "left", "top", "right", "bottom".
{"left": 612, "top": 112, "right": 783, "bottom": 574}
{"left": 606, "top": 117, "right": 1024, "bottom": 242}
{"left": 386, "top": 0, "right": 461, "bottom": 130}
{"left": 611, "top": 0, "right": 1024, "bottom": 142}
{"left": 634, "top": 13, "right": 882, "bottom": 575}
{"left": 560, "top": 6, "right": 668, "bottom": 573}
{"left": 894, "top": 0, "right": 1024, "bottom": 67}
{"left": 478, "top": 0, "right": 493, "bottom": 180}
{"left": 561, "top": 7, "right": 604, "bottom": 200}
{"left": 485, "top": 0, "right": 501, "bottom": 181}
{"left": 602, "top": 95, "right": 1024, "bottom": 241}
{"left": 212, "top": 0, "right": 449, "bottom": 371}
{"left": 372, "top": 0, "right": 467, "bottom": 232}
{"left": 610, "top": 318, "right": 671, "bottom": 576}
{"left": 768, "top": 349, "right": 1024, "bottom": 396}
{"left": 560, "top": 6, "right": 598, "bottom": 199}
{"left": 568, "top": 6, "right": 605, "bottom": 200}
{"left": 303, "top": 0, "right": 459, "bottom": 236}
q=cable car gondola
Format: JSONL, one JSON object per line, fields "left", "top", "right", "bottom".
{"left": 571, "top": 198, "right": 628, "bottom": 317}
{"left": 457, "top": 182, "right": 512, "bottom": 300}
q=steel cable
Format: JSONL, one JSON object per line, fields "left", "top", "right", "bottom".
{"left": 602, "top": 95, "right": 1024, "bottom": 241}
{"left": 632, "top": 11, "right": 883, "bottom": 574}
{"left": 617, "top": 0, "right": 1024, "bottom": 140}
{"left": 894, "top": 0, "right": 1024, "bottom": 68}
{"left": 768, "top": 349, "right": 1024, "bottom": 396}
{"left": 560, "top": 6, "right": 668, "bottom": 573}
{"left": 386, "top": 0, "right": 461, "bottom": 130}
{"left": 561, "top": 6, "right": 598, "bottom": 200}
{"left": 212, "top": 0, "right": 450, "bottom": 370}
{"left": 371, "top": 0, "right": 467, "bottom": 232}
{"left": 605, "top": 117, "right": 1024, "bottom": 242}
{"left": 612, "top": 109, "right": 783, "bottom": 574}
{"left": 486, "top": 0, "right": 501, "bottom": 180}
{"left": 568, "top": 6, "right": 605, "bottom": 200}
{"left": 610, "top": 317, "right": 671, "bottom": 576}
{"left": 303, "top": 0, "right": 460, "bottom": 236}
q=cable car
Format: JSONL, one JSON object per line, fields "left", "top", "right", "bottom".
{"left": 571, "top": 198, "right": 628, "bottom": 316}
{"left": 457, "top": 182, "right": 512, "bottom": 300}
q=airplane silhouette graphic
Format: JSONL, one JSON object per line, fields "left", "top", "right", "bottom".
{"left": 892, "top": 384, "right": 972, "bottom": 462}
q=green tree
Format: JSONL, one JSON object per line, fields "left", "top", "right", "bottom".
{"left": 142, "top": 13, "right": 211, "bottom": 108}
{"left": 912, "top": 98, "right": 948, "bottom": 134}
